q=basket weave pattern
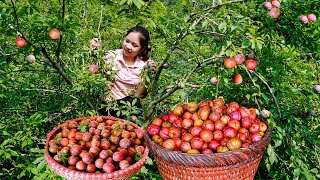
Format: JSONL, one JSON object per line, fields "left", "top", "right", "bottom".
{"left": 45, "top": 116, "right": 149, "bottom": 180}
{"left": 145, "top": 120, "right": 272, "bottom": 180}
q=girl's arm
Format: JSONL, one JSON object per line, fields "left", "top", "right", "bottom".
{"left": 137, "top": 58, "right": 156, "bottom": 98}
{"left": 137, "top": 84, "right": 148, "bottom": 98}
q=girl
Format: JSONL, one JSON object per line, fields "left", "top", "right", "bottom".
{"left": 95, "top": 26, "right": 156, "bottom": 118}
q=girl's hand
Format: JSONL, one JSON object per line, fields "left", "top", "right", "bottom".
{"left": 89, "top": 38, "right": 101, "bottom": 50}
{"left": 147, "top": 59, "right": 157, "bottom": 71}
{"left": 137, "top": 84, "right": 147, "bottom": 98}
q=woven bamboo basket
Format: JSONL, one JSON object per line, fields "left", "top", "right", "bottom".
{"left": 45, "top": 116, "right": 149, "bottom": 180}
{"left": 145, "top": 120, "right": 272, "bottom": 180}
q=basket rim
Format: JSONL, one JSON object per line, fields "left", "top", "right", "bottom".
{"left": 145, "top": 119, "right": 272, "bottom": 167}
{"left": 45, "top": 116, "right": 149, "bottom": 179}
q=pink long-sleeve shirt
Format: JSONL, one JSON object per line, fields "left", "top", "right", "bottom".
{"left": 109, "top": 49, "right": 147, "bottom": 100}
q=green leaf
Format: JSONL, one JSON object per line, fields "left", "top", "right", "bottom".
{"left": 261, "top": 93, "right": 270, "bottom": 103}
{"left": 146, "top": 156, "right": 153, "bottom": 165}
{"left": 248, "top": 28, "right": 256, "bottom": 35}
{"left": 145, "top": 75, "right": 150, "bottom": 84}
{"left": 31, "top": 166, "right": 39, "bottom": 175}
{"left": 133, "top": 0, "right": 144, "bottom": 9}
{"left": 132, "top": 98, "right": 137, "bottom": 106}
{"left": 1, "top": 11, "right": 8, "bottom": 19}
{"left": 269, "top": 151, "right": 277, "bottom": 164}
{"left": 294, "top": 168, "right": 301, "bottom": 177}
{"left": 1, "top": 139, "right": 11, "bottom": 146}
{"left": 134, "top": 154, "right": 143, "bottom": 161}
{"left": 267, "top": 145, "right": 277, "bottom": 164}
{"left": 32, "top": 156, "right": 44, "bottom": 164}
{"left": 146, "top": 19, "right": 156, "bottom": 28}
{"left": 18, "top": 170, "right": 26, "bottom": 178}
{"left": 242, "top": 40, "right": 250, "bottom": 47}
{"left": 80, "top": 125, "right": 88, "bottom": 132}
{"left": 78, "top": 121, "right": 89, "bottom": 132}
{"left": 289, "top": 161, "right": 294, "bottom": 168}
{"left": 37, "top": 159, "right": 46, "bottom": 169}
{"left": 225, "top": 50, "right": 232, "bottom": 57}
{"left": 58, "top": 153, "right": 68, "bottom": 165}
{"left": 310, "top": 168, "right": 318, "bottom": 174}
{"left": 226, "top": 41, "right": 232, "bottom": 47}
{"left": 296, "top": 158, "right": 302, "bottom": 166}
{"left": 223, "top": 77, "right": 229, "bottom": 84}
{"left": 251, "top": 42, "right": 256, "bottom": 49}
{"left": 266, "top": 162, "right": 271, "bottom": 171}
{"left": 246, "top": 94, "right": 251, "bottom": 100}
{"left": 22, "top": 140, "right": 28, "bottom": 148}
{"left": 274, "top": 140, "right": 282, "bottom": 147}
{"left": 231, "top": 25, "right": 238, "bottom": 31}
{"left": 4, "top": 152, "right": 11, "bottom": 158}
{"left": 8, "top": 149, "right": 19, "bottom": 156}
{"left": 202, "top": 20, "right": 208, "bottom": 28}
{"left": 126, "top": 101, "right": 131, "bottom": 107}
{"left": 30, "top": 148, "right": 44, "bottom": 154}
{"left": 2, "top": 131, "right": 10, "bottom": 136}
{"left": 218, "top": 22, "right": 227, "bottom": 32}
{"left": 120, "top": 0, "right": 127, "bottom": 5}
{"left": 61, "top": 107, "right": 68, "bottom": 113}
{"left": 139, "top": 166, "right": 148, "bottom": 174}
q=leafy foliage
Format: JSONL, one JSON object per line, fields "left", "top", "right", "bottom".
{"left": 0, "top": 0, "right": 319, "bottom": 179}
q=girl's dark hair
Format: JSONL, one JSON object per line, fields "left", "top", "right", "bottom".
{"left": 126, "top": 25, "right": 151, "bottom": 61}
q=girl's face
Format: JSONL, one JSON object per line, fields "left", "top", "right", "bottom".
{"left": 122, "top": 32, "right": 143, "bottom": 60}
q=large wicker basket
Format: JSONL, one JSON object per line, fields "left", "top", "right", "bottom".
{"left": 45, "top": 116, "right": 149, "bottom": 180}
{"left": 145, "top": 120, "right": 272, "bottom": 180}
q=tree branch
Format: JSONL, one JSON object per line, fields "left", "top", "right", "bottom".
{"left": 188, "top": 0, "right": 245, "bottom": 23}
{"left": 10, "top": 0, "right": 20, "bottom": 32}
{"left": 10, "top": 0, "right": 73, "bottom": 85}
{"left": 55, "top": 0, "right": 65, "bottom": 64}
{"left": 144, "top": 56, "right": 222, "bottom": 122}
{"left": 149, "top": 10, "right": 208, "bottom": 98}
{"left": 0, "top": 69, "right": 57, "bottom": 76}
{"left": 203, "top": 0, "right": 245, "bottom": 14}
{"left": 41, "top": 45, "right": 73, "bottom": 85}
{"left": 97, "top": 5, "right": 103, "bottom": 40}
{"left": 145, "top": 1, "right": 245, "bottom": 121}
{"left": 149, "top": 0, "right": 242, "bottom": 97}
{"left": 185, "top": 83, "right": 207, "bottom": 88}
{"left": 19, "top": 88, "right": 78, "bottom": 100}
{"left": 194, "top": 30, "right": 225, "bottom": 36}
{"left": 250, "top": 71, "right": 282, "bottom": 118}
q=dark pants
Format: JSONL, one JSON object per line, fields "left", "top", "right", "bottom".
{"left": 98, "top": 96, "right": 142, "bottom": 119}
